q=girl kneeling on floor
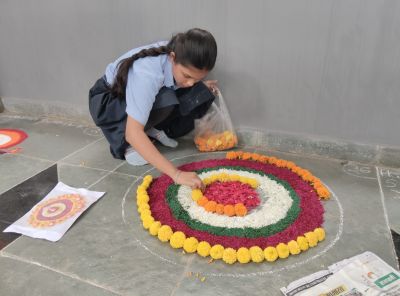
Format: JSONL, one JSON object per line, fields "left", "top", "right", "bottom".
{"left": 89, "top": 28, "right": 218, "bottom": 189}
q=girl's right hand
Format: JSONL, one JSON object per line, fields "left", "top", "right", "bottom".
{"left": 175, "top": 170, "right": 204, "bottom": 190}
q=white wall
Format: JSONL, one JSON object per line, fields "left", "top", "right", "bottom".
{"left": 1, "top": 0, "right": 399, "bottom": 146}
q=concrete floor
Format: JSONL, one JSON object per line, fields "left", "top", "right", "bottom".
{"left": 0, "top": 114, "right": 399, "bottom": 296}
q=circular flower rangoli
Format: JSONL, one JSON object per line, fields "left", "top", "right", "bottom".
{"left": 29, "top": 194, "right": 86, "bottom": 228}
{"left": 136, "top": 151, "right": 330, "bottom": 264}
{"left": 0, "top": 129, "right": 27, "bottom": 149}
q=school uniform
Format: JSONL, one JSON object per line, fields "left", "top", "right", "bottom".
{"left": 89, "top": 41, "right": 214, "bottom": 160}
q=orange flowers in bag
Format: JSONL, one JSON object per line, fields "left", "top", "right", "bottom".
{"left": 194, "top": 90, "right": 237, "bottom": 152}
{"left": 195, "top": 131, "right": 238, "bottom": 152}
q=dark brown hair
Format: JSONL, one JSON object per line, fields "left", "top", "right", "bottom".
{"left": 110, "top": 28, "right": 217, "bottom": 98}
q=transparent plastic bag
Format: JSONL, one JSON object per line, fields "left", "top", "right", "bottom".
{"left": 194, "top": 89, "right": 238, "bottom": 151}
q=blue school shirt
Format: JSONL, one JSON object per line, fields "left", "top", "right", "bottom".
{"left": 104, "top": 41, "right": 177, "bottom": 126}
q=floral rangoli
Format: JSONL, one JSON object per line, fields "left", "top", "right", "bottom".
{"left": 29, "top": 194, "right": 86, "bottom": 228}
{"left": 0, "top": 128, "right": 27, "bottom": 150}
{"left": 136, "top": 151, "right": 330, "bottom": 264}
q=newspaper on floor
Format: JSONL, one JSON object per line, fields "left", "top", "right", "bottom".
{"left": 281, "top": 251, "right": 400, "bottom": 296}
{"left": 4, "top": 182, "right": 105, "bottom": 242}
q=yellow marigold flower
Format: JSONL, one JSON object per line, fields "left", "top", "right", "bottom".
{"left": 137, "top": 184, "right": 146, "bottom": 191}
{"left": 247, "top": 179, "right": 259, "bottom": 189}
{"left": 142, "top": 215, "right": 154, "bottom": 230}
{"left": 191, "top": 189, "right": 203, "bottom": 201}
{"left": 230, "top": 174, "right": 241, "bottom": 181}
{"left": 140, "top": 209, "right": 152, "bottom": 220}
{"left": 249, "top": 246, "right": 264, "bottom": 263}
{"left": 149, "top": 221, "right": 161, "bottom": 236}
{"left": 264, "top": 247, "right": 278, "bottom": 262}
{"left": 287, "top": 240, "right": 301, "bottom": 255}
{"left": 138, "top": 203, "right": 150, "bottom": 214}
{"left": 140, "top": 208, "right": 151, "bottom": 216}
{"left": 305, "top": 232, "right": 318, "bottom": 247}
{"left": 183, "top": 237, "right": 198, "bottom": 253}
{"left": 314, "top": 228, "right": 326, "bottom": 242}
{"left": 137, "top": 201, "right": 149, "bottom": 210}
{"left": 197, "top": 241, "right": 211, "bottom": 257}
{"left": 203, "top": 178, "right": 212, "bottom": 186}
{"left": 239, "top": 177, "right": 249, "bottom": 185}
{"left": 158, "top": 225, "right": 173, "bottom": 242}
{"left": 136, "top": 186, "right": 147, "bottom": 196}
{"left": 170, "top": 231, "right": 186, "bottom": 249}
{"left": 297, "top": 236, "right": 309, "bottom": 251}
{"left": 219, "top": 173, "right": 229, "bottom": 182}
{"left": 137, "top": 193, "right": 149, "bottom": 204}
{"left": 222, "top": 248, "right": 237, "bottom": 264}
{"left": 276, "top": 243, "right": 290, "bottom": 259}
{"left": 207, "top": 178, "right": 215, "bottom": 185}
{"left": 237, "top": 247, "right": 251, "bottom": 264}
{"left": 142, "top": 176, "right": 152, "bottom": 187}
{"left": 210, "top": 244, "right": 224, "bottom": 260}
{"left": 143, "top": 175, "right": 153, "bottom": 183}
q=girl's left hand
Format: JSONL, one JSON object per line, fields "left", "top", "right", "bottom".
{"left": 204, "top": 80, "right": 218, "bottom": 94}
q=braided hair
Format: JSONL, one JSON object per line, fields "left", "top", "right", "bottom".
{"left": 110, "top": 28, "right": 217, "bottom": 98}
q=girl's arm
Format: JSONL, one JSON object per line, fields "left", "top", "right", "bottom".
{"left": 125, "top": 115, "right": 203, "bottom": 189}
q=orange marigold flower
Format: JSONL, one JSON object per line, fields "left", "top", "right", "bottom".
{"left": 251, "top": 153, "right": 261, "bottom": 161}
{"left": 242, "top": 152, "right": 252, "bottom": 160}
{"left": 224, "top": 205, "right": 235, "bottom": 216}
{"left": 236, "top": 151, "right": 244, "bottom": 158}
{"left": 313, "top": 181, "right": 323, "bottom": 188}
{"left": 234, "top": 203, "right": 247, "bottom": 217}
{"left": 285, "top": 161, "right": 296, "bottom": 169}
{"left": 275, "top": 160, "right": 287, "bottom": 167}
{"left": 316, "top": 187, "right": 330, "bottom": 199}
{"left": 226, "top": 151, "right": 237, "bottom": 159}
{"left": 292, "top": 166, "right": 302, "bottom": 174}
{"left": 259, "top": 156, "right": 269, "bottom": 163}
{"left": 215, "top": 203, "right": 225, "bottom": 215}
{"left": 268, "top": 156, "right": 278, "bottom": 164}
{"left": 197, "top": 196, "right": 209, "bottom": 207}
{"left": 204, "top": 200, "right": 217, "bottom": 212}
{"left": 310, "top": 177, "right": 321, "bottom": 184}
{"left": 301, "top": 172, "right": 314, "bottom": 182}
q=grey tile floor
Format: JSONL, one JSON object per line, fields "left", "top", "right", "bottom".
{"left": 0, "top": 114, "right": 399, "bottom": 296}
